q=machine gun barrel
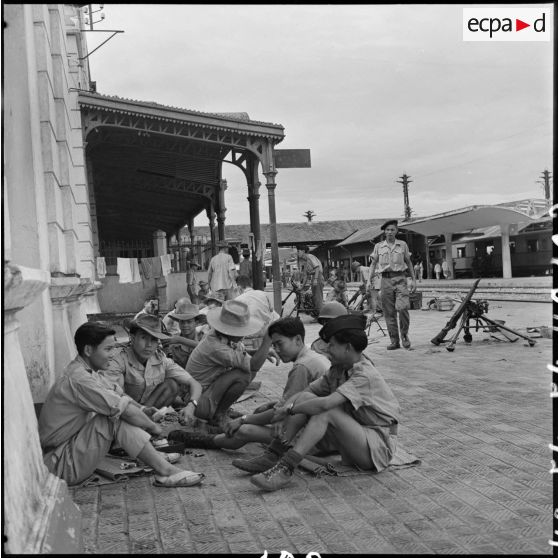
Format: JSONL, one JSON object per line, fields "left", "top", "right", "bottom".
{"left": 347, "top": 288, "right": 362, "bottom": 307}
{"left": 430, "top": 278, "right": 481, "bottom": 345}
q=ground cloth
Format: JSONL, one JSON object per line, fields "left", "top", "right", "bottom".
{"left": 298, "top": 446, "right": 421, "bottom": 477}
{"left": 75, "top": 455, "right": 153, "bottom": 488}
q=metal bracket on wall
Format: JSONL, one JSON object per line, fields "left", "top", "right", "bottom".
{"left": 80, "top": 30, "right": 124, "bottom": 60}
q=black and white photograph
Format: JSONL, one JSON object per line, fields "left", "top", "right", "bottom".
{"left": 3, "top": 3, "right": 554, "bottom": 554}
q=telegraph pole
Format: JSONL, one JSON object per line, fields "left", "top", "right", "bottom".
{"left": 396, "top": 173, "right": 413, "bottom": 220}
{"left": 536, "top": 169, "right": 552, "bottom": 202}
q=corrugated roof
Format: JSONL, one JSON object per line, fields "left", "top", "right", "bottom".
{"left": 337, "top": 224, "right": 385, "bottom": 246}
{"left": 79, "top": 91, "right": 284, "bottom": 130}
{"left": 190, "top": 219, "right": 386, "bottom": 245}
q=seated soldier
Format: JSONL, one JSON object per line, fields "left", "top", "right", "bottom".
{"left": 168, "top": 317, "right": 329, "bottom": 459}
{"left": 325, "top": 277, "right": 348, "bottom": 307}
{"left": 162, "top": 301, "right": 203, "bottom": 369}
{"left": 234, "top": 274, "right": 280, "bottom": 354}
{"left": 162, "top": 297, "right": 191, "bottom": 336}
{"left": 198, "top": 290, "right": 224, "bottom": 310}
{"left": 196, "top": 291, "right": 225, "bottom": 337}
{"left": 38, "top": 322, "right": 204, "bottom": 487}
{"left": 197, "top": 280, "right": 210, "bottom": 302}
{"left": 246, "top": 314, "right": 400, "bottom": 491}
{"left": 310, "top": 301, "right": 348, "bottom": 357}
{"left": 103, "top": 314, "right": 202, "bottom": 424}
{"left": 134, "top": 297, "right": 159, "bottom": 320}
{"left": 184, "top": 299, "right": 275, "bottom": 430}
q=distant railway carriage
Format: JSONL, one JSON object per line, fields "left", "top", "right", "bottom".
{"left": 428, "top": 217, "right": 552, "bottom": 278}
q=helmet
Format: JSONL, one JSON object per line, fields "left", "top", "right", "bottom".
{"left": 319, "top": 301, "right": 348, "bottom": 319}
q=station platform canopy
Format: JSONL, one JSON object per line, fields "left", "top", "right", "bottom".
{"left": 400, "top": 204, "right": 537, "bottom": 237}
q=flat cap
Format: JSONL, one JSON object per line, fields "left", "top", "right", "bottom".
{"left": 319, "top": 313, "right": 367, "bottom": 342}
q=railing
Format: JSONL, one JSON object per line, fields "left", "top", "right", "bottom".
{"left": 167, "top": 240, "right": 214, "bottom": 272}
{"left": 98, "top": 239, "right": 214, "bottom": 274}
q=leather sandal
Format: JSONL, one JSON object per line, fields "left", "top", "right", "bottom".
{"left": 153, "top": 470, "right": 204, "bottom": 487}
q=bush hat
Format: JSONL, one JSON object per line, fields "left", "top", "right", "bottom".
{"left": 170, "top": 301, "right": 200, "bottom": 321}
{"left": 319, "top": 314, "right": 367, "bottom": 342}
{"left": 202, "top": 291, "right": 225, "bottom": 305}
{"left": 216, "top": 240, "right": 229, "bottom": 248}
{"left": 381, "top": 219, "right": 398, "bottom": 230}
{"left": 130, "top": 314, "right": 170, "bottom": 340}
{"left": 206, "top": 299, "right": 264, "bottom": 337}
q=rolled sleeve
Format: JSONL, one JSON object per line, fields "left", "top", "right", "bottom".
{"left": 213, "top": 344, "right": 251, "bottom": 372}
{"left": 282, "top": 364, "right": 314, "bottom": 401}
{"left": 336, "top": 373, "right": 371, "bottom": 411}
{"left": 71, "top": 374, "right": 131, "bottom": 419}
{"left": 103, "top": 353, "right": 127, "bottom": 390}
{"left": 116, "top": 394, "right": 134, "bottom": 417}
{"left": 307, "top": 375, "right": 331, "bottom": 397}
{"left": 163, "top": 356, "right": 194, "bottom": 384}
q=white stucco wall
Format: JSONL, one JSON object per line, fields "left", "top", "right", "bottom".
{"left": 4, "top": 3, "right": 96, "bottom": 393}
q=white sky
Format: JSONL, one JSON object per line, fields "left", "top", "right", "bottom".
{"left": 87, "top": 4, "right": 553, "bottom": 226}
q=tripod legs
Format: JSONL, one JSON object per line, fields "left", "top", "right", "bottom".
{"left": 479, "top": 315, "right": 536, "bottom": 346}
{"left": 446, "top": 310, "right": 470, "bottom": 352}
{"left": 442, "top": 311, "right": 536, "bottom": 351}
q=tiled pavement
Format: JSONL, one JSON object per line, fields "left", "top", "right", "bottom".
{"left": 71, "top": 299, "right": 553, "bottom": 554}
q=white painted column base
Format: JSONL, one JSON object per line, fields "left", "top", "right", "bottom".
{"left": 3, "top": 264, "right": 81, "bottom": 553}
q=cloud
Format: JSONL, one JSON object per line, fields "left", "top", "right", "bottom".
{"left": 87, "top": 4, "right": 553, "bottom": 226}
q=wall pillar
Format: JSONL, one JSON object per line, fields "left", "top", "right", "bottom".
{"left": 444, "top": 231, "right": 454, "bottom": 279}
{"left": 152, "top": 229, "right": 167, "bottom": 257}
{"left": 424, "top": 236, "right": 432, "bottom": 279}
{"left": 152, "top": 229, "right": 169, "bottom": 310}
{"left": 48, "top": 276, "right": 102, "bottom": 379}
{"left": 4, "top": 263, "right": 81, "bottom": 554}
{"left": 500, "top": 223, "right": 513, "bottom": 279}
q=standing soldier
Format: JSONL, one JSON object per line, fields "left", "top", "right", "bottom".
{"left": 186, "top": 258, "right": 200, "bottom": 303}
{"left": 369, "top": 220, "right": 416, "bottom": 350}
{"left": 239, "top": 249, "right": 253, "bottom": 282}
{"left": 297, "top": 245, "right": 324, "bottom": 315}
{"left": 207, "top": 241, "right": 237, "bottom": 301}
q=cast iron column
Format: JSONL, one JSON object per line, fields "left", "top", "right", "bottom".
{"left": 262, "top": 143, "right": 282, "bottom": 312}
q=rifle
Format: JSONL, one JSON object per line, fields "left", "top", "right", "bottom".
{"left": 348, "top": 282, "right": 368, "bottom": 308}
{"left": 430, "top": 278, "right": 481, "bottom": 346}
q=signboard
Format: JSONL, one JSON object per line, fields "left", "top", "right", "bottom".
{"left": 274, "top": 149, "right": 311, "bottom": 168}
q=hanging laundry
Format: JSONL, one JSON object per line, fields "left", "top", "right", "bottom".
{"left": 160, "top": 254, "right": 172, "bottom": 277}
{"left": 140, "top": 258, "right": 153, "bottom": 280}
{"left": 96, "top": 257, "right": 106, "bottom": 279}
{"left": 117, "top": 258, "right": 133, "bottom": 283}
{"left": 140, "top": 256, "right": 163, "bottom": 279}
{"left": 129, "top": 258, "right": 141, "bottom": 283}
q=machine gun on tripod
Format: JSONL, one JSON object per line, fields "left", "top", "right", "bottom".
{"left": 430, "top": 278, "right": 537, "bottom": 352}
{"left": 281, "top": 278, "right": 320, "bottom": 319}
